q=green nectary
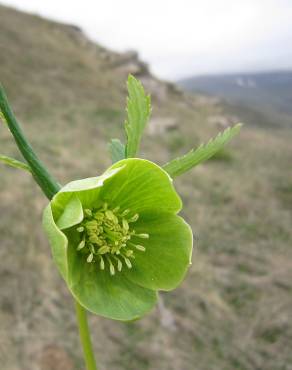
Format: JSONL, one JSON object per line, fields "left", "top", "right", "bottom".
{"left": 43, "top": 158, "right": 193, "bottom": 321}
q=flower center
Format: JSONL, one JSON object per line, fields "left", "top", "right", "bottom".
{"left": 74, "top": 203, "right": 148, "bottom": 275}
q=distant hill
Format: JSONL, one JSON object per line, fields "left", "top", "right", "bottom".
{"left": 179, "top": 71, "right": 292, "bottom": 128}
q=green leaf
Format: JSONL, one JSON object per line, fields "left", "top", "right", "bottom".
{"left": 163, "top": 123, "right": 242, "bottom": 177}
{"left": 0, "top": 154, "right": 31, "bottom": 172}
{"left": 108, "top": 139, "right": 125, "bottom": 163}
{"left": 125, "top": 75, "right": 151, "bottom": 158}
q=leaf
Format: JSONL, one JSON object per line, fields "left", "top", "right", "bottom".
{"left": 108, "top": 139, "right": 125, "bottom": 163}
{"left": 163, "top": 123, "right": 242, "bottom": 177}
{"left": 0, "top": 154, "right": 31, "bottom": 172}
{"left": 125, "top": 75, "right": 151, "bottom": 158}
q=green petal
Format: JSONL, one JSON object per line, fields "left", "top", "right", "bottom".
{"left": 101, "top": 158, "right": 182, "bottom": 214}
{"left": 56, "top": 195, "right": 83, "bottom": 230}
{"left": 42, "top": 204, "right": 68, "bottom": 280}
{"left": 67, "top": 238, "right": 157, "bottom": 321}
{"left": 127, "top": 213, "right": 193, "bottom": 291}
{"left": 51, "top": 167, "right": 123, "bottom": 220}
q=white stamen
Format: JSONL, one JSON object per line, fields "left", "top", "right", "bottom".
{"left": 109, "top": 262, "right": 115, "bottom": 275}
{"left": 84, "top": 209, "right": 92, "bottom": 217}
{"left": 124, "top": 257, "right": 132, "bottom": 269}
{"left": 136, "top": 233, "right": 149, "bottom": 239}
{"left": 77, "top": 239, "right": 85, "bottom": 250}
{"left": 87, "top": 253, "right": 94, "bottom": 263}
{"left": 129, "top": 214, "right": 139, "bottom": 222}
{"left": 135, "top": 245, "right": 146, "bottom": 252}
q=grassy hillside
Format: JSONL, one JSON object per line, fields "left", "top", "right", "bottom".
{"left": 1, "top": 5, "right": 292, "bottom": 370}
{"left": 179, "top": 71, "right": 292, "bottom": 128}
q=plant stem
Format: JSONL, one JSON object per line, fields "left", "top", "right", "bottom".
{"left": 75, "top": 300, "right": 98, "bottom": 370}
{"left": 0, "top": 86, "right": 60, "bottom": 198}
{"left": 0, "top": 85, "right": 98, "bottom": 370}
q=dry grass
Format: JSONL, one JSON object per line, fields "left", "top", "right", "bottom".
{"left": 0, "top": 5, "right": 292, "bottom": 370}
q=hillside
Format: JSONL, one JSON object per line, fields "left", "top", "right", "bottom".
{"left": 179, "top": 71, "right": 292, "bottom": 128}
{"left": 1, "top": 5, "right": 292, "bottom": 370}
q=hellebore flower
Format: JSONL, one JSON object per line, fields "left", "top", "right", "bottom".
{"left": 43, "top": 158, "right": 193, "bottom": 321}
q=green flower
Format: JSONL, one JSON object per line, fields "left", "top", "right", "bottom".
{"left": 43, "top": 158, "right": 193, "bottom": 321}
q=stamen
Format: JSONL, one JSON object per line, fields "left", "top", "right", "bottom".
{"left": 114, "top": 256, "right": 123, "bottom": 272}
{"left": 128, "top": 241, "right": 145, "bottom": 252}
{"left": 89, "top": 244, "right": 96, "bottom": 254}
{"left": 107, "top": 257, "right": 115, "bottom": 275}
{"left": 98, "top": 245, "right": 110, "bottom": 254}
{"left": 84, "top": 209, "right": 92, "bottom": 217}
{"left": 105, "top": 210, "right": 118, "bottom": 224}
{"left": 136, "top": 233, "right": 149, "bottom": 239}
{"left": 99, "top": 256, "right": 105, "bottom": 270}
{"left": 125, "top": 250, "right": 134, "bottom": 257}
{"left": 76, "top": 203, "right": 148, "bottom": 274}
{"left": 122, "top": 219, "right": 129, "bottom": 231}
{"left": 87, "top": 253, "right": 94, "bottom": 263}
{"left": 77, "top": 239, "right": 85, "bottom": 250}
{"left": 123, "top": 257, "right": 132, "bottom": 269}
{"left": 135, "top": 245, "right": 146, "bottom": 252}
{"left": 128, "top": 214, "right": 139, "bottom": 222}
{"left": 94, "top": 212, "right": 104, "bottom": 221}
{"left": 121, "top": 209, "right": 130, "bottom": 217}
{"left": 89, "top": 234, "right": 100, "bottom": 244}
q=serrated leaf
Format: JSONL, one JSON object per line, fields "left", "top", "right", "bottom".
{"left": 163, "top": 123, "right": 242, "bottom": 178}
{"left": 108, "top": 139, "right": 125, "bottom": 163}
{"left": 0, "top": 155, "right": 31, "bottom": 172}
{"left": 125, "top": 75, "right": 151, "bottom": 158}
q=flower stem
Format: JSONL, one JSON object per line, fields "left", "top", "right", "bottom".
{"left": 0, "top": 85, "right": 99, "bottom": 370}
{"left": 0, "top": 86, "right": 60, "bottom": 198}
{"left": 75, "top": 300, "right": 98, "bottom": 370}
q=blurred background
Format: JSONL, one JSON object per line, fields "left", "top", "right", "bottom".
{"left": 0, "top": 1, "right": 291, "bottom": 369}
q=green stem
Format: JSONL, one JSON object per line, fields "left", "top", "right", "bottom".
{"left": 0, "top": 85, "right": 98, "bottom": 370}
{"left": 75, "top": 301, "right": 98, "bottom": 370}
{"left": 0, "top": 86, "right": 60, "bottom": 198}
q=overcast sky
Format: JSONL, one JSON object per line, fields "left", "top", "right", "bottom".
{"left": 1, "top": 0, "right": 292, "bottom": 80}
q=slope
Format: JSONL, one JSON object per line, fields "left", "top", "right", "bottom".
{"left": 0, "top": 5, "right": 292, "bottom": 370}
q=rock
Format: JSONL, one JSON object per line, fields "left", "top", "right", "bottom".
{"left": 148, "top": 117, "right": 178, "bottom": 135}
{"left": 207, "top": 114, "right": 239, "bottom": 129}
{"left": 110, "top": 50, "right": 149, "bottom": 76}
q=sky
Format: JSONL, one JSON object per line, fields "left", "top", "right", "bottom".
{"left": 1, "top": 0, "right": 292, "bottom": 80}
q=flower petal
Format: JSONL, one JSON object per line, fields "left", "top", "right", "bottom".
{"left": 51, "top": 167, "right": 123, "bottom": 220}
{"left": 126, "top": 213, "right": 193, "bottom": 291}
{"left": 101, "top": 158, "right": 182, "bottom": 215}
{"left": 42, "top": 204, "right": 68, "bottom": 280}
{"left": 56, "top": 195, "right": 83, "bottom": 230}
{"left": 67, "top": 238, "right": 157, "bottom": 321}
